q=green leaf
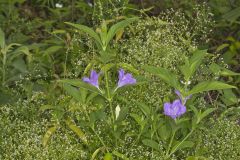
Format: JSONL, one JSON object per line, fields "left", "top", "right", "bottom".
{"left": 216, "top": 43, "right": 229, "bottom": 52}
{"left": 40, "top": 105, "right": 57, "bottom": 112}
{"left": 158, "top": 124, "right": 172, "bottom": 141}
{"left": 65, "top": 117, "right": 88, "bottom": 145}
{"left": 171, "top": 140, "right": 194, "bottom": 153}
{"left": 65, "top": 22, "right": 102, "bottom": 48}
{"left": 91, "top": 147, "right": 105, "bottom": 160}
{"left": 186, "top": 156, "right": 208, "bottom": 160}
{"left": 117, "top": 63, "right": 139, "bottom": 74}
{"left": 143, "top": 65, "right": 180, "bottom": 89}
{"left": 43, "top": 125, "right": 58, "bottom": 147}
{"left": 222, "top": 7, "right": 240, "bottom": 22}
{"left": 180, "top": 49, "right": 207, "bottom": 80}
{"left": 104, "top": 153, "right": 113, "bottom": 160}
{"left": 188, "top": 81, "right": 236, "bottom": 95}
{"left": 58, "top": 79, "right": 102, "bottom": 94}
{"left": 199, "top": 108, "right": 216, "bottom": 122}
{"left": 142, "top": 139, "right": 159, "bottom": 151}
{"left": 106, "top": 17, "right": 139, "bottom": 48}
{"left": 130, "top": 113, "right": 143, "bottom": 126}
{"left": 0, "top": 28, "right": 5, "bottom": 48}
{"left": 112, "top": 151, "right": 129, "bottom": 160}
{"left": 44, "top": 46, "right": 62, "bottom": 55}
{"left": 62, "top": 83, "right": 82, "bottom": 102}
{"left": 136, "top": 101, "right": 151, "bottom": 116}
{"left": 220, "top": 89, "right": 238, "bottom": 106}
{"left": 210, "top": 63, "right": 240, "bottom": 76}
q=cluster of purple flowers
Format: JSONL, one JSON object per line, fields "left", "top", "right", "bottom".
{"left": 83, "top": 68, "right": 136, "bottom": 90}
{"left": 163, "top": 90, "right": 191, "bottom": 119}
{"left": 83, "top": 69, "right": 190, "bottom": 120}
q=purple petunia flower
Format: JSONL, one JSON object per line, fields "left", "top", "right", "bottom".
{"left": 163, "top": 99, "right": 186, "bottom": 119}
{"left": 83, "top": 70, "right": 100, "bottom": 89}
{"left": 117, "top": 68, "right": 136, "bottom": 88}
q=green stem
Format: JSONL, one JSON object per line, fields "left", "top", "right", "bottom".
{"left": 104, "top": 71, "right": 115, "bottom": 125}
{"left": 165, "top": 130, "right": 176, "bottom": 158}
{"left": 83, "top": 104, "right": 109, "bottom": 152}
{"left": 92, "top": 127, "right": 109, "bottom": 152}
{"left": 168, "top": 129, "right": 194, "bottom": 158}
{"left": 2, "top": 50, "right": 6, "bottom": 86}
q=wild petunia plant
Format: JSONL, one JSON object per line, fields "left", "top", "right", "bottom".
{"left": 58, "top": 67, "right": 137, "bottom": 159}
{"left": 140, "top": 49, "right": 237, "bottom": 159}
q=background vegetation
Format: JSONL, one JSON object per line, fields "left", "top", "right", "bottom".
{"left": 0, "top": 0, "right": 239, "bottom": 160}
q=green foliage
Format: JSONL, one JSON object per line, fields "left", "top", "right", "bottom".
{"left": 192, "top": 119, "right": 240, "bottom": 160}
{"left": 0, "top": 1, "right": 239, "bottom": 160}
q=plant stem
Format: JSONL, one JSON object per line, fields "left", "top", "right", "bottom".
{"left": 2, "top": 50, "right": 6, "bottom": 86}
{"left": 165, "top": 130, "right": 176, "bottom": 158}
{"left": 168, "top": 129, "right": 194, "bottom": 158}
{"left": 83, "top": 104, "right": 109, "bottom": 152}
{"left": 92, "top": 127, "right": 109, "bottom": 152}
{"left": 104, "top": 71, "right": 115, "bottom": 126}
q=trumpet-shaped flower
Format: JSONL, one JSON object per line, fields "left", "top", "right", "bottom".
{"left": 117, "top": 69, "right": 136, "bottom": 88}
{"left": 164, "top": 99, "right": 186, "bottom": 119}
{"left": 83, "top": 70, "right": 100, "bottom": 89}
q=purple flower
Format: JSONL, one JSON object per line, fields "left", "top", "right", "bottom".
{"left": 164, "top": 99, "right": 186, "bottom": 119}
{"left": 83, "top": 70, "right": 100, "bottom": 89}
{"left": 117, "top": 69, "right": 136, "bottom": 88}
{"left": 175, "top": 90, "right": 192, "bottom": 105}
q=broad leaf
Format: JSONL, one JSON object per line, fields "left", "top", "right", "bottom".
{"left": 136, "top": 101, "right": 151, "bottom": 116}
{"left": 180, "top": 50, "right": 207, "bottom": 80}
{"left": 58, "top": 79, "right": 101, "bottom": 94}
{"left": 143, "top": 66, "right": 180, "bottom": 89}
{"left": 65, "top": 22, "right": 102, "bottom": 48}
{"left": 188, "top": 81, "right": 236, "bottom": 95}
{"left": 171, "top": 140, "right": 194, "bottom": 153}
{"left": 62, "top": 83, "right": 82, "bottom": 102}
{"left": 65, "top": 117, "right": 88, "bottom": 145}
{"left": 106, "top": 17, "right": 139, "bottom": 47}
{"left": 210, "top": 63, "right": 240, "bottom": 76}
{"left": 142, "top": 139, "right": 159, "bottom": 151}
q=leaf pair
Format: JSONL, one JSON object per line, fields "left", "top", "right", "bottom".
{"left": 65, "top": 17, "right": 139, "bottom": 51}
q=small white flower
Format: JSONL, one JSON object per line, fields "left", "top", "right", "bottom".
{"left": 55, "top": 3, "right": 63, "bottom": 8}
{"left": 115, "top": 105, "right": 121, "bottom": 120}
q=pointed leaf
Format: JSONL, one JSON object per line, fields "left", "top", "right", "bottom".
{"left": 91, "top": 147, "right": 105, "bottom": 160}
{"left": 62, "top": 83, "right": 82, "bottom": 102}
{"left": 142, "top": 139, "right": 159, "bottom": 151}
{"left": 143, "top": 65, "right": 180, "bottom": 88}
{"left": 171, "top": 140, "right": 194, "bottom": 153}
{"left": 188, "top": 81, "right": 236, "bottom": 95}
{"left": 199, "top": 108, "right": 216, "bottom": 122}
{"left": 106, "top": 17, "right": 139, "bottom": 47}
{"left": 58, "top": 79, "right": 102, "bottom": 94}
{"left": 112, "top": 151, "right": 129, "bottom": 160}
{"left": 65, "top": 117, "right": 88, "bottom": 145}
{"left": 0, "top": 28, "right": 5, "bottom": 48}
{"left": 43, "top": 126, "right": 58, "bottom": 147}
{"left": 65, "top": 22, "right": 102, "bottom": 47}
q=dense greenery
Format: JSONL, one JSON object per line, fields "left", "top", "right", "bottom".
{"left": 0, "top": 0, "right": 239, "bottom": 160}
